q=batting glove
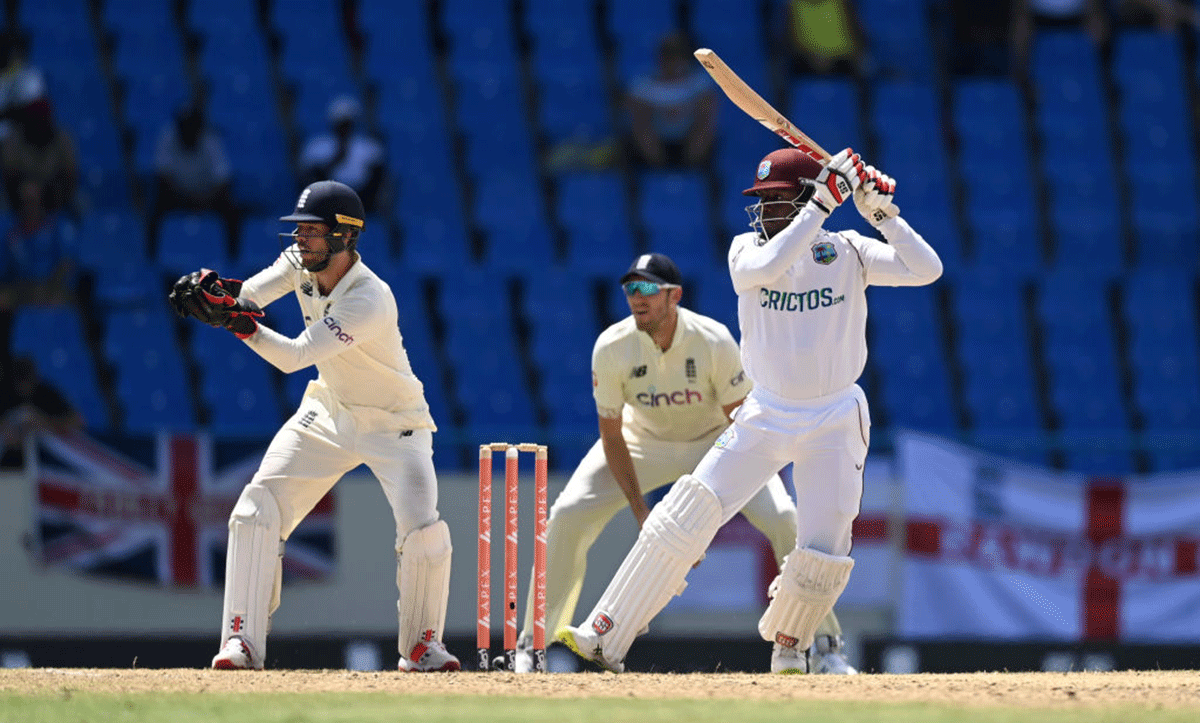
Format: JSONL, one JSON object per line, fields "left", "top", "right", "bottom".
{"left": 853, "top": 165, "right": 901, "bottom": 226}
{"left": 809, "top": 148, "right": 865, "bottom": 215}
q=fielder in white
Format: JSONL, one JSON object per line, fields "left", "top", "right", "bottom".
{"left": 559, "top": 147, "right": 942, "bottom": 673}
{"left": 179, "top": 180, "right": 459, "bottom": 672}
{"left": 514, "top": 252, "right": 854, "bottom": 674}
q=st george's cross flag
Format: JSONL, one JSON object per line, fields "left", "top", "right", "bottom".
{"left": 897, "top": 432, "right": 1200, "bottom": 641}
{"left": 30, "top": 431, "right": 335, "bottom": 588}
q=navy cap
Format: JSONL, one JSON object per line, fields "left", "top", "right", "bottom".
{"left": 619, "top": 253, "right": 683, "bottom": 286}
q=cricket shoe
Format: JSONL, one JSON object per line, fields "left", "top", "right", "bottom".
{"left": 557, "top": 625, "right": 623, "bottom": 673}
{"left": 211, "top": 637, "right": 260, "bottom": 670}
{"left": 770, "top": 641, "right": 808, "bottom": 674}
{"left": 808, "top": 634, "right": 857, "bottom": 675}
{"left": 398, "top": 630, "right": 461, "bottom": 672}
{"left": 514, "top": 638, "right": 538, "bottom": 674}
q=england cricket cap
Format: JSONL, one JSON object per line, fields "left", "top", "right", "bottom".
{"left": 620, "top": 253, "right": 683, "bottom": 286}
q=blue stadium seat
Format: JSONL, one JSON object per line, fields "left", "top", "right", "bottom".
{"left": 12, "top": 307, "right": 109, "bottom": 430}
{"left": 77, "top": 211, "right": 149, "bottom": 274}
{"left": 103, "top": 307, "right": 196, "bottom": 433}
{"left": 157, "top": 213, "right": 230, "bottom": 275}
{"left": 527, "top": 15, "right": 605, "bottom": 89}
{"left": 857, "top": 0, "right": 935, "bottom": 79}
{"left": 786, "top": 79, "right": 865, "bottom": 154}
{"left": 535, "top": 67, "right": 612, "bottom": 145}
{"left": 635, "top": 171, "right": 717, "bottom": 268}
{"left": 190, "top": 327, "right": 282, "bottom": 437}
{"left": 869, "top": 286, "right": 957, "bottom": 433}
{"left": 606, "top": 0, "right": 679, "bottom": 83}
{"left": 557, "top": 173, "right": 638, "bottom": 273}
{"left": 473, "top": 171, "right": 558, "bottom": 270}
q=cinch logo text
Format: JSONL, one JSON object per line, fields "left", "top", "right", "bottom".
{"left": 635, "top": 388, "right": 703, "bottom": 407}
{"left": 323, "top": 316, "right": 354, "bottom": 344}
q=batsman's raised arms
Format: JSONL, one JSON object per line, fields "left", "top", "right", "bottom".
{"left": 693, "top": 47, "right": 830, "bottom": 163}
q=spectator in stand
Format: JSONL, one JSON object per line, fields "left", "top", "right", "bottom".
{"left": 0, "top": 180, "right": 77, "bottom": 358}
{"left": 298, "top": 95, "right": 385, "bottom": 214}
{"left": 0, "top": 30, "right": 46, "bottom": 143}
{"left": 0, "top": 355, "right": 83, "bottom": 468}
{"left": 1, "top": 95, "right": 78, "bottom": 218}
{"left": 624, "top": 32, "right": 717, "bottom": 170}
{"left": 943, "top": 0, "right": 1021, "bottom": 76}
{"left": 784, "top": 0, "right": 868, "bottom": 78}
{"left": 148, "top": 101, "right": 240, "bottom": 258}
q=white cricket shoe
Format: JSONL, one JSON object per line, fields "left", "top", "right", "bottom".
{"left": 808, "top": 635, "right": 858, "bottom": 675}
{"left": 211, "top": 637, "right": 259, "bottom": 670}
{"left": 770, "top": 642, "right": 808, "bottom": 674}
{"left": 398, "top": 630, "right": 461, "bottom": 672}
{"left": 514, "top": 638, "right": 538, "bottom": 673}
{"left": 557, "top": 625, "right": 624, "bottom": 673}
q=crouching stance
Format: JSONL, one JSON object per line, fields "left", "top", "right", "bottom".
{"left": 170, "top": 181, "right": 459, "bottom": 672}
{"left": 559, "top": 147, "right": 942, "bottom": 673}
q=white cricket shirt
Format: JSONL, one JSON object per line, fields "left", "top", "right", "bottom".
{"left": 237, "top": 249, "right": 436, "bottom": 431}
{"left": 729, "top": 208, "right": 942, "bottom": 401}
{"left": 592, "top": 306, "right": 750, "bottom": 443}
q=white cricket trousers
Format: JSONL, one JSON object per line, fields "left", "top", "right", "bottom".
{"left": 219, "top": 387, "right": 442, "bottom": 656}
{"left": 695, "top": 383, "right": 871, "bottom": 558}
{"left": 247, "top": 396, "right": 440, "bottom": 543}
{"left": 520, "top": 426, "right": 797, "bottom": 642}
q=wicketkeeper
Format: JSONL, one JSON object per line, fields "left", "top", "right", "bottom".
{"left": 170, "top": 180, "right": 459, "bottom": 672}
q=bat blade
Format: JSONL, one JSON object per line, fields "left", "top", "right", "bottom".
{"left": 694, "top": 48, "right": 831, "bottom": 162}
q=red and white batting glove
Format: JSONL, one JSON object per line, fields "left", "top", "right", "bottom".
{"left": 809, "top": 148, "right": 866, "bottom": 215}
{"left": 853, "top": 165, "right": 900, "bottom": 226}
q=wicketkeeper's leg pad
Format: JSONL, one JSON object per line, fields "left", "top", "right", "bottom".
{"left": 758, "top": 547, "right": 854, "bottom": 652}
{"left": 396, "top": 519, "right": 453, "bottom": 654}
{"left": 582, "top": 475, "right": 724, "bottom": 663}
{"left": 220, "top": 484, "right": 283, "bottom": 667}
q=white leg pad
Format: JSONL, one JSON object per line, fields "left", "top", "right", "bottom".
{"left": 583, "top": 475, "right": 723, "bottom": 663}
{"left": 396, "top": 519, "right": 453, "bottom": 653}
{"left": 758, "top": 547, "right": 854, "bottom": 651}
{"left": 220, "top": 485, "right": 282, "bottom": 668}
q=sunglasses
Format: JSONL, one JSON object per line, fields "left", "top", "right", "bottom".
{"left": 622, "top": 280, "right": 678, "bottom": 297}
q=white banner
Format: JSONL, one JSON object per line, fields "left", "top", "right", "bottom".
{"left": 898, "top": 432, "right": 1200, "bottom": 641}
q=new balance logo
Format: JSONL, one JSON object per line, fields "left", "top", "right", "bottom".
{"left": 630, "top": 365, "right": 647, "bottom": 378}
{"left": 298, "top": 410, "right": 318, "bottom": 429}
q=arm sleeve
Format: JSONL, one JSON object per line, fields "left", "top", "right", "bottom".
{"left": 242, "top": 288, "right": 389, "bottom": 374}
{"left": 728, "top": 205, "right": 828, "bottom": 293}
{"left": 591, "top": 338, "right": 625, "bottom": 419}
{"left": 711, "top": 326, "right": 750, "bottom": 407}
{"left": 237, "top": 253, "right": 295, "bottom": 309}
{"left": 849, "top": 217, "right": 943, "bottom": 287}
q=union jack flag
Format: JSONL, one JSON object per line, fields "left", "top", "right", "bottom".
{"left": 31, "top": 432, "right": 335, "bottom": 588}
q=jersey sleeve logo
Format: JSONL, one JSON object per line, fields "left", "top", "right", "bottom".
{"left": 323, "top": 316, "right": 354, "bottom": 344}
{"left": 812, "top": 241, "right": 838, "bottom": 265}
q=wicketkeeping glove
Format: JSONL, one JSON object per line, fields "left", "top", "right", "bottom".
{"left": 853, "top": 165, "right": 901, "bottom": 226}
{"left": 809, "top": 148, "right": 866, "bottom": 215}
{"left": 168, "top": 269, "right": 262, "bottom": 338}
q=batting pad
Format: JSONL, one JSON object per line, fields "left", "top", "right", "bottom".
{"left": 758, "top": 547, "right": 854, "bottom": 651}
{"left": 585, "top": 475, "right": 723, "bottom": 662}
{"left": 397, "top": 519, "right": 453, "bottom": 654}
{"left": 220, "top": 485, "right": 282, "bottom": 668}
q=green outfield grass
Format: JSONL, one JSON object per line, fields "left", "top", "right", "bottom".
{"left": 0, "top": 693, "right": 1194, "bottom": 723}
